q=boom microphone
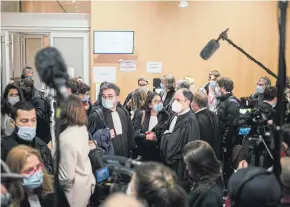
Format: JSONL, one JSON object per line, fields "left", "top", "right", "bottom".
{"left": 35, "top": 47, "right": 69, "bottom": 98}
{"left": 200, "top": 28, "right": 230, "bottom": 60}
{"left": 200, "top": 39, "right": 220, "bottom": 60}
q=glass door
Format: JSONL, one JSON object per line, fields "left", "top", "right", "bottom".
{"left": 50, "top": 32, "right": 89, "bottom": 84}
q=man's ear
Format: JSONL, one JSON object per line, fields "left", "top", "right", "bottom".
{"left": 116, "top": 96, "right": 120, "bottom": 102}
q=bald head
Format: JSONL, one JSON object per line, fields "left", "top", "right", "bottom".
{"left": 192, "top": 91, "right": 208, "bottom": 112}
{"left": 281, "top": 157, "right": 290, "bottom": 189}
{"left": 102, "top": 193, "right": 145, "bottom": 207}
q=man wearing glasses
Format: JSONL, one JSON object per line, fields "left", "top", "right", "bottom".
{"left": 88, "top": 83, "right": 134, "bottom": 157}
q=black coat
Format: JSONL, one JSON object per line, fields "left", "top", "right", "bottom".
{"left": 160, "top": 89, "right": 175, "bottom": 108}
{"left": 29, "top": 88, "right": 51, "bottom": 144}
{"left": 188, "top": 181, "right": 223, "bottom": 207}
{"left": 88, "top": 106, "right": 134, "bottom": 157}
{"left": 1, "top": 132, "right": 54, "bottom": 174}
{"left": 257, "top": 101, "right": 276, "bottom": 121}
{"left": 217, "top": 93, "right": 240, "bottom": 144}
{"left": 195, "top": 108, "right": 222, "bottom": 160}
{"left": 132, "top": 109, "right": 161, "bottom": 161}
{"left": 19, "top": 193, "right": 56, "bottom": 207}
{"left": 159, "top": 110, "right": 200, "bottom": 181}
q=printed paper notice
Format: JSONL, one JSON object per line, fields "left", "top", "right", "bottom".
{"left": 120, "top": 60, "right": 136, "bottom": 72}
{"left": 93, "top": 66, "right": 116, "bottom": 83}
{"left": 146, "top": 62, "right": 162, "bottom": 74}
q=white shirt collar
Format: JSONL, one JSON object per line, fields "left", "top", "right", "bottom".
{"left": 195, "top": 107, "right": 207, "bottom": 114}
{"left": 178, "top": 108, "right": 190, "bottom": 116}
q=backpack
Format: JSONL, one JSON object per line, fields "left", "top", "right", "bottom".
{"left": 91, "top": 108, "right": 115, "bottom": 156}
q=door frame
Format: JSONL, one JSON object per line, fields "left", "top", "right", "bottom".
{"left": 1, "top": 12, "right": 90, "bottom": 84}
{"left": 50, "top": 32, "right": 89, "bottom": 84}
{"left": 1, "top": 31, "right": 11, "bottom": 87}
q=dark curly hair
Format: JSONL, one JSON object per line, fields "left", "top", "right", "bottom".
{"left": 217, "top": 77, "right": 234, "bottom": 92}
{"left": 77, "top": 82, "right": 91, "bottom": 95}
{"left": 1, "top": 84, "right": 25, "bottom": 116}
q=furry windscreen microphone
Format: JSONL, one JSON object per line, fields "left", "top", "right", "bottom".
{"left": 35, "top": 47, "right": 69, "bottom": 98}
{"left": 200, "top": 39, "right": 220, "bottom": 60}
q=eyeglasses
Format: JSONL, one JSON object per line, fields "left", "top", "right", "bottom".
{"left": 21, "top": 163, "right": 44, "bottom": 176}
{"left": 138, "top": 84, "right": 148, "bottom": 87}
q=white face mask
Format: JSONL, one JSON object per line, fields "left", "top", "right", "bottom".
{"left": 139, "top": 86, "right": 149, "bottom": 93}
{"left": 172, "top": 100, "right": 183, "bottom": 113}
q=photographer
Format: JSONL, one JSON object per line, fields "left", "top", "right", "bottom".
{"left": 257, "top": 86, "right": 277, "bottom": 122}
{"left": 250, "top": 76, "right": 272, "bottom": 105}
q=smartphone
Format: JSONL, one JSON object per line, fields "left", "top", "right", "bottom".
{"left": 95, "top": 167, "right": 109, "bottom": 183}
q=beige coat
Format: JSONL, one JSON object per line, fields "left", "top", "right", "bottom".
{"left": 58, "top": 125, "right": 96, "bottom": 207}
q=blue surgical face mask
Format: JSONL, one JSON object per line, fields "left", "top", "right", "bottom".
{"left": 17, "top": 126, "right": 36, "bottom": 141}
{"left": 209, "top": 81, "right": 217, "bottom": 88}
{"left": 256, "top": 85, "right": 264, "bottom": 94}
{"left": 153, "top": 103, "right": 163, "bottom": 113}
{"left": 8, "top": 96, "right": 20, "bottom": 106}
{"left": 23, "top": 170, "right": 44, "bottom": 189}
{"left": 102, "top": 98, "right": 115, "bottom": 110}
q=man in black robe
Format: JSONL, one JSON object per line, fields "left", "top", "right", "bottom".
{"left": 158, "top": 88, "right": 200, "bottom": 181}
{"left": 192, "top": 91, "right": 222, "bottom": 159}
{"left": 88, "top": 83, "right": 134, "bottom": 157}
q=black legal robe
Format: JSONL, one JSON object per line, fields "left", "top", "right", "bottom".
{"left": 159, "top": 110, "right": 200, "bottom": 181}
{"left": 132, "top": 109, "right": 161, "bottom": 161}
{"left": 195, "top": 108, "right": 222, "bottom": 160}
{"left": 88, "top": 106, "right": 134, "bottom": 157}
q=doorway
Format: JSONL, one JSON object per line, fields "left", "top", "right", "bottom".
{"left": 1, "top": 31, "right": 89, "bottom": 90}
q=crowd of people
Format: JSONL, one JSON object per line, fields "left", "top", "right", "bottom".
{"left": 1, "top": 66, "right": 290, "bottom": 207}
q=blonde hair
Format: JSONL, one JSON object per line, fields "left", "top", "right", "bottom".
{"left": 129, "top": 89, "right": 148, "bottom": 111}
{"left": 6, "top": 145, "right": 53, "bottom": 204}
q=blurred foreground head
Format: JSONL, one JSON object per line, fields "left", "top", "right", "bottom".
{"left": 101, "top": 193, "right": 145, "bottom": 207}
{"left": 228, "top": 166, "right": 281, "bottom": 207}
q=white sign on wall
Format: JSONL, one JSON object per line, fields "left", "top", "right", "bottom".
{"left": 93, "top": 66, "right": 116, "bottom": 83}
{"left": 146, "top": 61, "right": 163, "bottom": 74}
{"left": 120, "top": 60, "right": 136, "bottom": 72}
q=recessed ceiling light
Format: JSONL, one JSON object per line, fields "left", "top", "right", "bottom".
{"left": 72, "top": 0, "right": 75, "bottom": 2}
{"left": 179, "top": 0, "right": 188, "bottom": 8}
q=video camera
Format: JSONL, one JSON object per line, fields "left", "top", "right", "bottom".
{"left": 237, "top": 108, "right": 268, "bottom": 138}
{"left": 91, "top": 155, "right": 142, "bottom": 205}
{"left": 235, "top": 108, "right": 274, "bottom": 168}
